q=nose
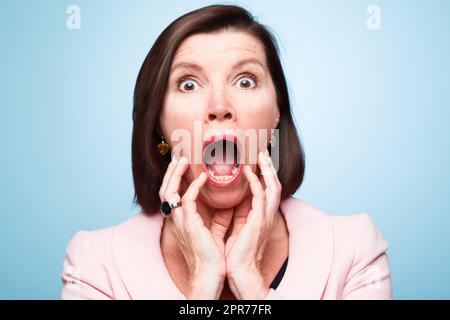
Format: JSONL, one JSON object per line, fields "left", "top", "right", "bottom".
{"left": 206, "top": 88, "right": 235, "bottom": 122}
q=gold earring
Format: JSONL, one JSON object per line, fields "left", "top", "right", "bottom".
{"left": 157, "top": 135, "right": 170, "bottom": 155}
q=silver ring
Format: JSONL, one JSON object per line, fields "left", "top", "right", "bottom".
{"left": 160, "top": 200, "right": 181, "bottom": 218}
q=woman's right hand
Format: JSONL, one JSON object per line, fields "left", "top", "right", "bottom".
{"left": 159, "top": 156, "right": 226, "bottom": 300}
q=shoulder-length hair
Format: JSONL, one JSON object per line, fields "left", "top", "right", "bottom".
{"left": 132, "top": 4, "right": 305, "bottom": 214}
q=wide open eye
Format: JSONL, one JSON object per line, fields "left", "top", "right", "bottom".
{"left": 236, "top": 75, "right": 257, "bottom": 89}
{"left": 177, "top": 78, "right": 199, "bottom": 92}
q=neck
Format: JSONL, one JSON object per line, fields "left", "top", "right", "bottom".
{"left": 162, "top": 191, "right": 287, "bottom": 251}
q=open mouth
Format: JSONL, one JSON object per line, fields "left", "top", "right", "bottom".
{"left": 202, "top": 135, "right": 242, "bottom": 187}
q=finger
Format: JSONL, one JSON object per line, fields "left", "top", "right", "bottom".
{"left": 182, "top": 172, "right": 212, "bottom": 242}
{"left": 243, "top": 165, "right": 265, "bottom": 225}
{"left": 159, "top": 156, "right": 178, "bottom": 200}
{"left": 258, "top": 151, "right": 282, "bottom": 219}
{"left": 181, "top": 171, "right": 208, "bottom": 216}
{"left": 163, "top": 156, "right": 189, "bottom": 203}
{"left": 173, "top": 171, "right": 207, "bottom": 233}
{"left": 259, "top": 150, "right": 277, "bottom": 176}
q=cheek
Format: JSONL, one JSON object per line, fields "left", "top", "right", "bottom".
{"left": 236, "top": 97, "right": 277, "bottom": 128}
{"left": 161, "top": 96, "right": 203, "bottom": 132}
{"left": 161, "top": 101, "right": 202, "bottom": 161}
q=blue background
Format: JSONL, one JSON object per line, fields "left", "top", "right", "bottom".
{"left": 1, "top": 0, "right": 449, "bottom": 299}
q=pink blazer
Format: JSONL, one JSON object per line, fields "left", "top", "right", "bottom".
{"left": 61, "top": 196, "right": 393, "bottom": 299}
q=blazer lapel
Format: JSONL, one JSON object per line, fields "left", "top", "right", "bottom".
{"left": 276, "top": 196, "right": 334, "bottom": 299}
{"left": 112, "top": 212, "right": 185, "bottom": 299}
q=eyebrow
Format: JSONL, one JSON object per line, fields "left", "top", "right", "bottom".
{"left": 169, "top": 58, "right": 265, "bottom": 75}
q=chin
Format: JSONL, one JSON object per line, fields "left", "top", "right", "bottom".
{"left": 201, "top": 176, "right": 248, "bottom": 209}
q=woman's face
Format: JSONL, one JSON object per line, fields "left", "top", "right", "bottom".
{"left": 160, "top": 30, "right": 279, "bottom": 209}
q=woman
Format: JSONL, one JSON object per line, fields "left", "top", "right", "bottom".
{"left": 61, "top": 5, "right": 392, "bottom": 300}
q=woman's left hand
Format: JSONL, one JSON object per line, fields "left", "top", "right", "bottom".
{"left": 225, "top": 149, "right": 282, "bottom": 300}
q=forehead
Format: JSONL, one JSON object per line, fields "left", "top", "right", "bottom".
{"left": 172, "top": 30, "right": 266, "bottom": 65}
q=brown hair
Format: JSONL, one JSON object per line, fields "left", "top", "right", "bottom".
{"left": 132, "top": 4, "right": 305, "bottom": 214}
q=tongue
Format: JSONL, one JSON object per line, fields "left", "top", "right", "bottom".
{"left": 210, "top": 163, "right": 234, "bottom": 175}
{"left": 209, "top": 148, "right": 235, "bottom": 175}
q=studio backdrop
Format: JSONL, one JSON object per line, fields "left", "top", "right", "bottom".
{"left": 1, "top": 0, "right": 449, "bottom": 299}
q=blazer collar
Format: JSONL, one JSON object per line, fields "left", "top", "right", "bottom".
{"left": 277, "top": 196, "right": 334, "bottom": 299}
{"left": 112, "top": 196, "right": 334, "bottom": 299}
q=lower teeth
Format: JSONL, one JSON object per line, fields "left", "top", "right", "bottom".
{"left": 206, "top": 165, "right": 238, "bottom": 182}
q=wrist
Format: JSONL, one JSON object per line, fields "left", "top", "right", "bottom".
{"left": 227, "top": 264, "right": 270, "bottom": 300}
{"left": 188, "top": 269, "right": 225, "bottom": 300}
